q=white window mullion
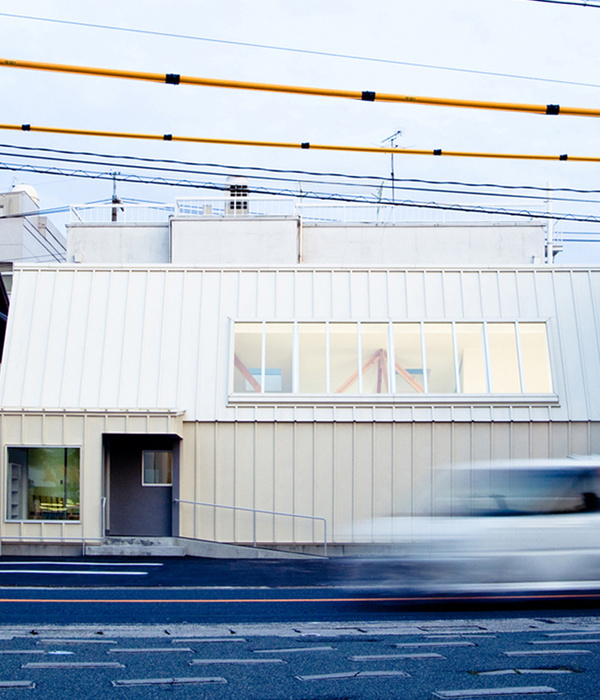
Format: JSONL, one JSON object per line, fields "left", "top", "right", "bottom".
{"left": 388, "top": 321, "right": 396, "bottom": 394}
{"left": 451, "top": 321, "right": 460, "bottom": 394}
{"left": 325, "top": 321, "right": 331, "bottom": 393}
{"left": 260, "top": 322, "right": 266, "bottom": 393}
{"left": 357, "top": 322, "right": 363, "bottom": 394}
{"left": 482, "top": 321, "right": 492, "bottom": 393}
{"left": 420, "top": 322, "right": 428, "bottom": 393}
{"left": 514, "top": 321, "right": 525, "bottom": 393}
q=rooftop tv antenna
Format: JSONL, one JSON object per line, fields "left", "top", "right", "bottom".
{"left": 111, "top": 172, "right": 122, "bottom": 222}
{"left": 381, "top": 130, "right": 403, "bottom": 202}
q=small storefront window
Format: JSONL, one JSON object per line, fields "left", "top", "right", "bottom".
{"left": 7, "top": 447, "right": 80, "bottom": 521}
{"left": 142, "top": 450, "right": 172, "bottom": 486}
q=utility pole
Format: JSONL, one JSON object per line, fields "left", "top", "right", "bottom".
{"left": 381, "top": 130, "right": 402, "bottom": 202}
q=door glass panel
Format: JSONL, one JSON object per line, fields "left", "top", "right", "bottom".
{"left": 142, "top": 450, "right": 172, "bottom": 485}
{"left": 488, "top": 323, "right": 521, "bottom": 392}
{"left": 330, "top": 323, "right": 359, "bottom": 393}
{"left": 456, "top": 323, "right": 487, "bottom": 393}
{"left": 233, "top": 322, "right": 262, "bottom": 393}
{"left": 298, "top": 323, "right": 327, "bottom": 393}
{"left": 361, "top": 324, "right": 390, "bottom": 393}
{"left": 424, "top": 323, "right": 457, "bottom": 393}
{"left": 264, "top": 323, "right": 293, "bottom": 392}
{"left": 393, "top": 323, "right": 424, "bottom": 393}
{"left": 7, "top": 447, "right": 80, "bottom": 521}
{"left": 519, "top": 323, "right": 552, "bottom": 393}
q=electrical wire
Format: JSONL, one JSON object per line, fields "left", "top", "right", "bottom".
{"left": 522, "top": 0, "right": 600, "bottom": 7}
{"left": 2, "top": 143, "right": 600, "bottom": 195}
{"left": 2, "top": 159, "right": 599, "bottom": 224}
{"left": 2, "top": 57, "right": 600, "bottom": 118}
{"left": 2, "top": 148, "right": 600, "bottom": 207}
{"left": 1, "top": 11, "right": 598, "bottom": 90}
{"left": 2, "top": 120, "right": 600, "bottom": 163}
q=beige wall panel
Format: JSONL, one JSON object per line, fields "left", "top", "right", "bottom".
{"left": 2, "top": 414, "right": 23, "bottom": 445}
{"left": 64, "top": 415, "right": 86, "bottom": 447}
{"left": 293, "top": 422, "right": 317, "bottom": 543}
{"left": 22, "top": 414, "right": 44, "bottom": 445}
{"left": 185, "top": 422, "right": 217, "bottom": 540}
{"left": 214, "top": 423, "right": 236, "bottom": 541}
{"left": 253, "top": 422, "right": 275, "bottom": 541}
{"left": 273, "top": 423, "right": 295, "bottom": 542}
{"left": 233, "top": 422, "right": 257, "bottom": 543}
{"left": 569, "top": 422, "right": 593, "bottom": 455}
{"left": 511, "top": 422, "right": 532, "bottom": 459}
{"left": 591, "top": 423, "right": 600, "bottom": 455}
{"left": 412, "top": 423, "right": 433, "bottom": 514}
{"left": 352, "top": 423, "right": 374, "bottom": 533}
{"left": 332, "top": 423, "right": 355, "bottom": 541}
{"left": 491, "top": 423, "right": 512, "bottom": 461}
{"left": 550, "top": 422, "right": 570, "bottom": 456}
{"left": 314, "top": 422, "right": 334, "bottom": 540}
{"left": 372, "top": 422, "right": 394, "bottom": 518}
{"left": 391, "top": 423, "right": 414, "bottom": 515}
{"left": 531, "top": 422, "right": 551, "bottom": 458}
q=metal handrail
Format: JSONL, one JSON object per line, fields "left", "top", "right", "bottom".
{"left": 174, "top": 498, "right": 327, "bottom": 557}
{"left": 101, "top": 496, "right": 107, "bottom": 537}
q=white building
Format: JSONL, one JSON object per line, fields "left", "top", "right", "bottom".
{"left": 0, "top": 192, "right": 597, "bottom": 556}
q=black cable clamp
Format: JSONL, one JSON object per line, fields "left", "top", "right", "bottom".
{"left": 433, "top": 149, "right": 442, "bottom": 156}
{"left": 559, "top": 154, "right": 568, "bottom": 161}
{"left": 546, "top": 104, "right": 560, "bottom": 115}
{"left": 165, "top": 73, "right": 181, "bottom": 85}
{"left": 301, "top": 142, "right": 310, "bottom": 149}
{"left": 361, "top": 91, "right": 376, "bottom": 101}
{"left": 21, "top": 124, "right": 31, "bottom": 131}
{"left": 163, "top": 134, "right": 173, "bottom": 141}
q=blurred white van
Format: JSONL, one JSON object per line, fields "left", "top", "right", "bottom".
{"left": 364, "top": 457, "right": 600, "bottom": 592}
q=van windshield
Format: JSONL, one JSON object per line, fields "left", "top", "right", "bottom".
{"left": 436, "top": 467, "right": 600, "bottom": 517}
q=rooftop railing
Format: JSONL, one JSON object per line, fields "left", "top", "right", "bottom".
{"left": 70, "top": 197, "right": 548, "bottom": 226}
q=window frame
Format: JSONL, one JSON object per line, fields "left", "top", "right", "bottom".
{"left": 5, "top": 445, "right": 82, "bottom": 523}
{"left": 228, "top": 318, "right": 558, "bottom": 405}
{"left": 141, "top": 450, "right": 173, "bottom": 487}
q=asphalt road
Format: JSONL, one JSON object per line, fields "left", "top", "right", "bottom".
{"left": 0, "top": 557, "right": 599, "bottom": 697}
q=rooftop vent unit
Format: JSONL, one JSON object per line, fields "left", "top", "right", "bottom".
{"left": 227, "top": 176, "right": 248, "bottom": 213}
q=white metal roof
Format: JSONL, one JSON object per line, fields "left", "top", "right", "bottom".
{"left": 0, "top": 264, "right": 598, "bottom": 423}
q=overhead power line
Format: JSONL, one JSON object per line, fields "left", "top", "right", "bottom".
{"left": 522, "top": 0, "right": 600, "bottom": 7}
{"left": 2, "top": 159, "right": 599, "bottom": 224}
{"left": 2, "top": 57, "right": 600, "bottom": 118}
{"left": 3, "top": 145, "right": 600, "bottom": 206}
{"left": 1, "top": 121, "right": 599, "bottom": 163}
{"left": 1, "top": 12, "right": 597, "bottom": 90}
{"left": 4, "top": 143, "right": 600, "bottom": 194}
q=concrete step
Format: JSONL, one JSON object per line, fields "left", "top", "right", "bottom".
{"left": 84, "top": 537, "right": 186, "bottom": 557}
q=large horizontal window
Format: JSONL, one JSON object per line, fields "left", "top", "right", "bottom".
{"left": 7, "top": 447, "right": 80, "bottom": 521}
{"left": 232, "top": 321, "right": 553, "bottom": 396}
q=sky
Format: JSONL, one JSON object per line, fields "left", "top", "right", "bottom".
{"left": 0, "top": 0, "right": 599, "bottom": 262}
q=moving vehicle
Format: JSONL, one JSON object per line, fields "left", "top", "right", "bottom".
{"left": 365, "top": 457, "right": 600, "bottom": 592}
